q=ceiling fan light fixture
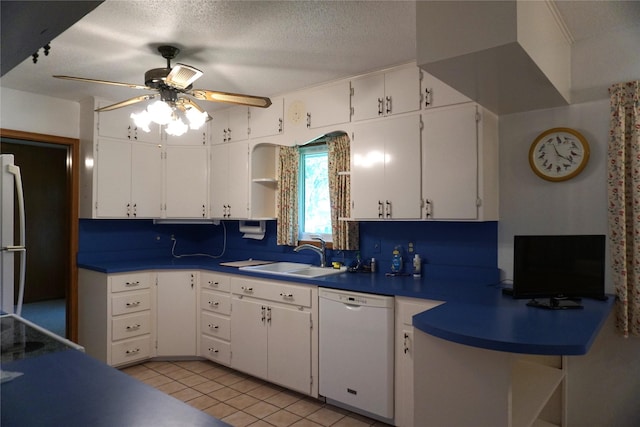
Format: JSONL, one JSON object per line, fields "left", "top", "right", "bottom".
{"left": 130, "top": 110, "right": 152, "bottom": 132}
{"left": 185, "top": 106, "right": 208, "bottom": 130}
{"left": 146, "top": 100, "right": 174, "bottom": 125}
{"left": 166, "top": 63, "right": 203, "bottom": 90}
{"left": 165, "top": 117, "right": 189, "bottom": 136}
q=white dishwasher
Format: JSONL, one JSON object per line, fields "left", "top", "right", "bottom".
{"left": 318, "top": 288, "right": 394, "bottom": 422}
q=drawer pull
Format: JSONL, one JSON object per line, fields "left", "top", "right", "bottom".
{"left": 208, "top": 348, "right": 219, "bottom": 354}
{"left": 208, "top": 281, "right": 220, "bottom": 287}
{"left": 208, "top": 324, "right": 219, "bottom": 329}
{"left": 125, "top": 301, "right": 141, "bottom": 307}
{"left": 125, "top": 281, "right": 140, "bottom": 287}
{"left": 125, "top": 348, "right": 140, "bottom": 355}
{"left": 208, "top": 301, "right": 220, "bottom": 306}
{"left": 126, "top": 324, "right": 141, "bottom": 331}
{"left": 280, "top": 293, "right": 294, "bottom": 298}
{"left": 241, "top": 286, "right": 253, "bottom": 292}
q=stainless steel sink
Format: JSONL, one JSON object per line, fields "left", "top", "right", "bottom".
{"left": 239, "top": 262, "right": 346, "bottom": 278}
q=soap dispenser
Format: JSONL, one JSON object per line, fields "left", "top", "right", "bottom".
{"left": 391, "top": 246, "right": 403, "bottom": 273}
{"left": 413, "top": 254, "right": 422, "bottom": 278}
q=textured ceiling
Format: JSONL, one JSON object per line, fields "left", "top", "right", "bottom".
{"left": 1, "top": 0, "right": 638, "bottom": 114}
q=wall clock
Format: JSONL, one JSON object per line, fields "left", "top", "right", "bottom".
{"left": 528, "top": 127, "right": 590, "bottom": 182}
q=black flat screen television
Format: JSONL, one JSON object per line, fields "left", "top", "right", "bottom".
{"left": 512, "top": 235, "right": 607, "bottom": 306}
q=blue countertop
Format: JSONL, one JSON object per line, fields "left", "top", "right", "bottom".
{"left": 78, "top": 257, "right": 615, "bottom": 356}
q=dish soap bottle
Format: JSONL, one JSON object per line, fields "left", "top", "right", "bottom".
{"left": 413, "top": 254, "right": 422, "bottom": 278}
{"left": 391, "top": 246, "right": 403, "bottom": 273}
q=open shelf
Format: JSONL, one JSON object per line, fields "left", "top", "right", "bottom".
{"left": 512, "top": 358, "right": 564, "bottom": 427}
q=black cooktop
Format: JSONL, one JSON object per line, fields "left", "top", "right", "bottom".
{"left": 1, "top": 315, "right": 80, "bottom": 363}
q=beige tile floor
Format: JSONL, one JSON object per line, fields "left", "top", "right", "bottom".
{"left": 121, "top": 360, "right": 393, "bottom": 427}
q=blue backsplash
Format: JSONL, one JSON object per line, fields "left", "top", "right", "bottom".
{"left": 78, "top": 219, "right": 497, "bottom": 274}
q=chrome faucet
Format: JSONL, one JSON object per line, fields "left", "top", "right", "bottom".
{"left": 294, "top": 237, "right": 327, "bottom": 267}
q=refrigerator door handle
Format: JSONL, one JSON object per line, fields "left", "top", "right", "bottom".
{"left": 7, "top": 163, "right": 26, "bottom": 316}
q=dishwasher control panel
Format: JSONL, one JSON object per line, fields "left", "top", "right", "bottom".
{"left": 319, "top": 288, "right": 393, "bottom": 308}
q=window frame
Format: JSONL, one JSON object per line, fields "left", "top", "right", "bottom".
{"left": 298, "top": 143, "right": 333, "bottom": 245}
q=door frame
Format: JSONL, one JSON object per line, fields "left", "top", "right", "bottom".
{"left": 0, "top": 128, "right": 79, "bottom": 342}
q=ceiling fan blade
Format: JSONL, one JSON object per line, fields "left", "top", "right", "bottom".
{"left": 53, "top": 75, "right": 151, "bottom": 90}
{"left": 95, "top": 94, "right": 157, "bottom": 112}
{"left": 190, "top": 89, "right": 272, "bottom": 108}
{"left": 177, "top": 98, "right": 213, "bottom": 121}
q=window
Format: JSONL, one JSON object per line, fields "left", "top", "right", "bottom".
{"left": 298, "top": 144, "right": 332, "bottom": 242}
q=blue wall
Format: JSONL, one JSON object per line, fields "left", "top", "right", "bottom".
{"left": 78, "top": 219, "right": 497, "bottom": 273}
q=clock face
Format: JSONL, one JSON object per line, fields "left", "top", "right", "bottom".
{"left": 529, "top": 127, "right": 590, "bottom": 182}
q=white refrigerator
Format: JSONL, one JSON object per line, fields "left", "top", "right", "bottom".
{"left": 1, "top": 154, "right": 26, "bottom": 315}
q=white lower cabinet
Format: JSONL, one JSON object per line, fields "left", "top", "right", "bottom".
{"left": 78, "top": 269, "right": 156, "bottom": 367}
{"left": 156, "top": 271, "right": 197, "bottom": 357}
{"left": 199, "top": 272, "right": 232, "bottom": 366}
{"left": 394, "top": 297, "right": 444, "bottom": 427}
{"left": 230, "top": 276, "right": 318, "bottom": 397}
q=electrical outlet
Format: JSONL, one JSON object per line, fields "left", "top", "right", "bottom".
{"left": 373, "top": 240, "right": 381, "bottom": 254}
{"left": 170, "top": 234, "right": 175, "bottom": 241}
{"left": 408, "top": 242, "right": 414, "bottom": 253}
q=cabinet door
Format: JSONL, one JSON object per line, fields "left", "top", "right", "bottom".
{"left": 250, "top": 97, "right": 284, "bottom": 139}
{"left": 157, "top": 271, "right": 197, "bottom": 356}
{"left": 95, "top": 138, "right": 131, "bottom": 218}
{"left": 230, "top": 297, "right": 268, "bottom": 379}
{"left": 268, "top": 304, "right": 312, "bottom": 394}
{"left": 422, "top": 103, "right": 478, "bottom": 220}
{"left": 164, "top": 145, "right": 209, "bottom": 218}
{"left": 226, "top": 143, "right": 249, "bottom": 219}
{"left": 210, "top": 144, "right": 229, "bottom": 218}
{"left": 165, "top": 128, "right": 208, "bottom": 146}
{"left": 97, "top": 102, "right": 159, "bottom": 143}
{"left": 227, "top": 107, "right": 249, "bottom": 143}
{"left": 130, "top": 142, "right": 162, "bottom": 218}
{"left": 422, "top": 72, "right": 470, "bottom": 109}
{"left": 211, "top": 110, "right": 229, "bottom": 145}
{"left": 351, "top": 121, "right": 387, "bottom": 219}
{"left": 383, "top": 114, "right": 422, "bottom": 219}
{"left": 351, "top": 74, "right": 385, "bottom": 122}
{"left": 306, "top": 81, "right": 351, "bottom": 129}
{"left": 385, "top": 67, "right": 422, "bottom": 116}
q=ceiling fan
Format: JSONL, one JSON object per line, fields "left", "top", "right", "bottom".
{"left": 53, "top": 45, "right": 272, "bottom": 116}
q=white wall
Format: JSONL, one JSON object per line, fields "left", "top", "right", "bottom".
{"left": 499, "top": 99, "right": 640, "bottom": 427}
{"left": 0, "top": 87, "right": 79, "bottom": 139}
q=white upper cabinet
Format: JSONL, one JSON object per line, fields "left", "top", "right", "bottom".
{"left": 351, "top": 66, "right": 422, "bottom": 122}
{"left": 164, "top": 125, "right": 209, "bottom": 146}
{"left": 421, "top": 103, "right": 498, "bottom": 221}
{"left": 94, "top": 138, "right": 162, "bottom": 218}
{"left": 305, "top": 81, "right": 351, "bottom": 129}
{"left": 164, "top": 145, "right": 209, "bottom": 218}
{"left": 250, "top": 96, "right": 284, "bottom": 139}
{"left": 96, "top": 100, "right": 161, "bottom": 143}
{"left": 211, "top": 106, "right": 249, "bottom": 144}
{"left": 210, "top": 142, "right": 249, "bottom": 219}
{"left": 422, "top": 71, "right": 471, "bottom": 110}
{"left": 351, "top": 114, "right": 422, "bottom": 220}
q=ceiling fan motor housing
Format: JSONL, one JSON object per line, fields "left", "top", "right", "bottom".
{"left": 145, "top": 67, "right": 171, "bottom": 89}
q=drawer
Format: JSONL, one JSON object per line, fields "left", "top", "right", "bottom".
{"left": 112, "top": 312, "right": 152, "bottom": 341}
{"left": 231, "top": 277, "right": 312, "bottom": 307}
{"left": 111, "top": 272, "right": 152, "bottom": 293}
{"left": 201, "top": 290, "right": 231, "bottom": 315}
{"left": 111, "top": 291, "right": 151, "bottom": 316}
{"left": 201, "top": 335, "right": 231, "bottom": 366}
{"left": 200, "top": 272, "right": 230, "bottom": 292}
{"left": 200, "top": 312, "right": 230, "bottom": 340}
{"left": 111, "top": 335, "right": 151, "bottom": 366}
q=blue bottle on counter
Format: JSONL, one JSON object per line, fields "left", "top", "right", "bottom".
{"left": 391, "top": 246, "right": 403, "bottom": 273}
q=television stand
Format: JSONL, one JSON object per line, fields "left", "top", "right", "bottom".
{"left": 527, "top": 297, "right": 584, "bottom": 310}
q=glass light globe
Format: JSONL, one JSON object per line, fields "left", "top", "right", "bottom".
{"left": 165, "top": 117, "right": 188, "bottom": 136}
{"left": 147, "top": 100, "right": 174, "bottom": 125}
{"left": 130, "top": 110, "right": 152, "bottom": 132}
{"left": 186, "top": 108, "right": 208, "bottom": 130}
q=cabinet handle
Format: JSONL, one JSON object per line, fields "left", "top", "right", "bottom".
{"left": 208, "top": 301, "right": 220, "bottom": 307}
{"left": 125, "top": 348, "right": 140, "bottom": 355}
{"left": 126, "top": 324, "right": 141, "bottom": 331}
{"left": 425, "top": 88, "right": 433, "bottom": 107}
{"left": 306, "top": 113, "right": 311, "bottom": 128}
{"left": 425, "top": 199, "right": 433, "bottom": 218}
{"left": 261, "top": 306, "right": 266, "bottom": 323}
{"left": 208, "top": 324, "right": 219, "bottom": 329}
{"left": 280, "top": 292, "right": 294, "bottom": 298}
{"left": 278, "top": 118, "right": 283, "bottom": 133}
{"left": 202, "top": 204, "right": 206, "bottom": 218}
{"left": 377, "top": 98, "right": 384, "bottom": 116}
{"left": 208, "top": 348, "right": 219, "bottom": 354}
{"left": 133, "top": 203, "right": 137, "bottom": 217}
{"left": 126, "top": 203, "right": 131, "bottom": 217}
{"left": 227, "top": 128, "right": 232, "bottom": 141}
{"left": 404, "top": 333, "right": 410, "bottom": 354}
{"left": 125, "top": 301, "right": 141, "bottom": 307}
{"left": 385, "top": 200, "right": 392, "bottom": 218}
{"left": 378, "top": 200, "right": 383, "bottom": 218}
{"left": 266, "top": 307, "right": 272, "bottom": 324}
{"left": 386, "top": 96, "right": 392, "bottom": 114}
{"left": 127, "top": 125, "right": 132, "bottom": 140}
{"left": 209, "top": 281, "right": 219, "bottom": 288}
{"left": 241, "top": 286, "right": 253, "bottom": 293}
{"left": 125, "top": 281, "right": 140, "bottom": 287}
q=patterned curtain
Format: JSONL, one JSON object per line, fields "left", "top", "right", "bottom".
{"left": 276, "top": 146, "right": 299, "bottom": 246}
{"left": 607, "top": 81, "right": 640, "bottom": 337}
{"left": 328, "top": 134, "right": 359, "bottom": 250}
